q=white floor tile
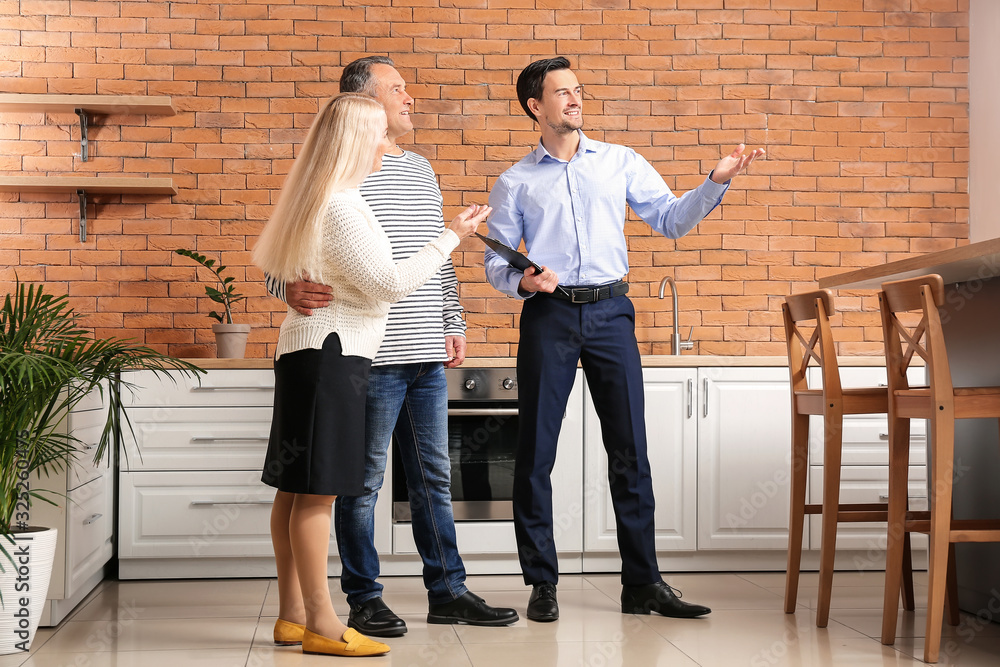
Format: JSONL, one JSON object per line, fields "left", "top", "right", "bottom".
{"left": 13, "top": 573, "right": 1000, "bottom": 667}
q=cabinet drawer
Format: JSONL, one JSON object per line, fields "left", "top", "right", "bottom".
{"left": 72, "top": 380, "right": 108, "bottom": 413}
{"left": 119, "top": 471, "right": 282, "bottom": 558}
{"left": 66, "top": 475, "right": 114, "bottom": 597}
{"left": 121, "top": 407, "right": 272, "bottom": 471}
{"left": 121, "top": 369, "right": 274, "bottom": 408}
{"left": 807, "top": 465, "right": 928, "bottom": 551}
{"left": 807, "top": 366, "right": 927, "bottom": 466}
{"left": 808, "top": 414, "right": 926, "bottom": 466}
{"left": 66, "top": 422, "right": 112, "bottom": 490}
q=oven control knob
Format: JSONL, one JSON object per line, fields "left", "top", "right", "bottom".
{"left": 464, "top": 379, "right": 477, "bottom": 391}
{"left": 502, "top": 378, "right": 515, "bottom": 390}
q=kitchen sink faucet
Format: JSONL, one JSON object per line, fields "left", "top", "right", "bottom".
{"left": 657, "top": 276, "right": 694, "bottom": 355}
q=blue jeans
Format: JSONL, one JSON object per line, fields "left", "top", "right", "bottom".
{"left": 334, "top": 362, "right": 469, "bottom": 606}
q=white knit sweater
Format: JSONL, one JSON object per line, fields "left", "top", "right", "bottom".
{"left": 275, "top": 188, "right": 460, "bottom": 361}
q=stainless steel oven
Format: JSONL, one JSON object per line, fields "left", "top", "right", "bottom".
{"left": 393, "top": 367, "right": 519, "bottom": 522}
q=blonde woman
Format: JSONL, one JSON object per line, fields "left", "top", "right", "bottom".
{"left": 253, "top": 93, "right": 488, "bottom": 658}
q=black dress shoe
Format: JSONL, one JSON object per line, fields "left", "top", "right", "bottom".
{"left": 621, "top": 581, "right": 711, "bottom": 618}
{"left": 526, "top": 583, "right": 559, "bottom": 622}
{"left": 427, "top": 591, "right": 519, "bottom": 626}
{"left": 348, "top": 597, "right": 407, "bottom": 637}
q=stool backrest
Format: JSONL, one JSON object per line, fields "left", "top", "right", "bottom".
{"left": 783, "top": 289, "right": 841, "bottom": 398}
{"left": 878, "top": 274, "right": 949, "bottom": 399}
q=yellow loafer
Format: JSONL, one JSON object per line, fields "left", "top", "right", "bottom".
{"left": 302, "top": 627, "right": 390, "bottom": 657}
{"left": 273, "top": 618, "right": 305, "bottom": 645}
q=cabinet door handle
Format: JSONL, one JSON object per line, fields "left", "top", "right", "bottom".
{"left": 686, "top": 379, "right": 693, "bottom": 419}
{"left": 447, "top": 408, "right": 520, "bottom": 417}
{"left": 879, "top": 494, "right": 928, "bottom": 503}
{"left": 190, "top": 385, "right": 275, "bottom": 392}
{"left": 878, "top": 433, "right": 926, "bottom": 441}
{"left": 702, "top": 378, "right": 709, "bottom": 418}
{"left": 83, "top": 513, "right": 103, "bottom": 526}
{"left": 190, "top": 500, "right": 274, "bottom": 506}
{"left": 190, "top": 436, "right": 270, "bottom": 443}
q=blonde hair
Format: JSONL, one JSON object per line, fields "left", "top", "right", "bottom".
{"left": 253, "top": 93, "right": 387, "bottom": 283}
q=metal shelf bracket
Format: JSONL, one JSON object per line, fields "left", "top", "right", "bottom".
{"left": 75, "top": 107, "right": 89, "bottom": 161}
{"left": 77, "top": 189, "right": 87, "bottom": 242}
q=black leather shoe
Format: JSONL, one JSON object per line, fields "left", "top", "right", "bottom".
{"left": 348, "top": 597, "right": 407, "bottom": 637}
{"left": 621, "top": 581, "right": 711, "bottom": 618}
{"left": 526, "top": 583, "right": 559, "bottom": 622}
{"left": 427, "top": 591, "right": 519, "bottom": 626}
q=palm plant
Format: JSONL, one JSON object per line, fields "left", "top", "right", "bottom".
{"left": 0, "top": 282, "right": 203, "bottom": 580}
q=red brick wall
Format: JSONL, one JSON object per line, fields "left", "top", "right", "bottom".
{"left": 0, "top": 0, "right": 969, "bottom": 358}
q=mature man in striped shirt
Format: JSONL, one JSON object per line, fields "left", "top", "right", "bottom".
{"left": 265, "top": 56, "right": 517, "bottom": 635}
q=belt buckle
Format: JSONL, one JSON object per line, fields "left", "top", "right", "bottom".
{"left": 571, "top": 287, "right": 598, "bottom": 303}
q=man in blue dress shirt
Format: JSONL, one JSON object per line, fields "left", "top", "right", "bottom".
{"left": 485, "top": 57, "right": 763, "bottom": 622}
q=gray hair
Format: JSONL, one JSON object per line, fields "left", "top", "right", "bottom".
{"left": 339, "top": 56, "right": 395, "bottom": 96}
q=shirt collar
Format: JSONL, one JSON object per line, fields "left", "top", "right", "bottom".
{"left": 530, "top": 130, "right": 597, "bottom": 164}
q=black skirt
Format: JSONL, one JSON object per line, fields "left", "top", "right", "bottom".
{"left": 261, "top": 332, "right": 370, "bottom": 496}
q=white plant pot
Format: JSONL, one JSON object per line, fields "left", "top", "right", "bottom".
{"left": 212, "top": 323, "right": 251, "bottom": 359}
{"left": 0, "top": 526, "right": 57, "bottom": 655}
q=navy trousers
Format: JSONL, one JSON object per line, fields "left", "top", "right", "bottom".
{"left": 514, "top": 292, "right": 660, "bottom": 586}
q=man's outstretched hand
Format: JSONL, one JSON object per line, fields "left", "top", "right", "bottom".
{"left": 710, "top": 143, "right": 765, "bottom": 184}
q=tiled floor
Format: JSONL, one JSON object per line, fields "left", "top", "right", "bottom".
{"left": 4, "top": 571, "right": 1000, "bottom": 666}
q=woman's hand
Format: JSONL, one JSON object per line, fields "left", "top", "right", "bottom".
{"left": 447, "top": 204, "right": 492, "bottom": 239}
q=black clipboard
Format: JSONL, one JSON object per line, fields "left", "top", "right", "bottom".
{"left": 476, "top": 233, "right": 544, "bottom": 274}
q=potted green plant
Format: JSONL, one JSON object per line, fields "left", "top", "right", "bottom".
{"left": 0, "top": 282, "right": 202, "bottom": 653}
{"left": 175, "top": 248, "right": 250, "bottom": 358}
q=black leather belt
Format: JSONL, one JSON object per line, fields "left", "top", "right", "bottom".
{"left": 547, "top": 280, "right": 629, "bottom": 303}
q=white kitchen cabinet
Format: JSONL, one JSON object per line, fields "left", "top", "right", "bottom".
{"left": 32, "top": 383, "right": 115, "bottom": 626}
{"left": 583, "top": 368, "right": 698, "bottom": 552}
{"left": 698, "top": 367, "right": 793, "bottom": 550}
{"left": 118, "top": 368, "right": 381, "bottom": 578}
{"left": 583, "top": 366, "right": 791, "bottom": 555}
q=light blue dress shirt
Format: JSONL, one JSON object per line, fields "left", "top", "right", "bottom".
{"left": 485, "top": 131, "right": 730, "bottom": 299}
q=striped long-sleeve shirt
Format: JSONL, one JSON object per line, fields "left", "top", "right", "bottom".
{"left": 266, "top": 150, "right": 466, "bottom": 367}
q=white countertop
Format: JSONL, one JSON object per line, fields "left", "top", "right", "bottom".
{"left": 180, "top": 356, "right": 891, "bottom": 370}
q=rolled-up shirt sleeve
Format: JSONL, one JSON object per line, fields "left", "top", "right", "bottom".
{"left": 485, "top": 174, "right": 530, "bottom": 300}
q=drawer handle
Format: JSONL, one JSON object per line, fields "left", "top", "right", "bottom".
{"left": 83, "top": 513, "right": 103, "bottom": 526}
{"left": 447, "top": 408, "right": 519, "bottom": 417}
{"left": 190, "top": 500, "right": 274, "bottom": 506}
{"left": 878, "top": 494, "right": 929, "bottom": 503}
{"left": 190, "top": 436, "right": 270, "bottom": 443}
{"left": 878, "top": 433, "right": 927, "bottom": 441}
{"left": 190, "top": 385, "right": 275, "bottom": 392}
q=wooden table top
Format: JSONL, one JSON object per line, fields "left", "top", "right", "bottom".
{"left": 819, "top": 237, "right": 1000, "bottom": 290}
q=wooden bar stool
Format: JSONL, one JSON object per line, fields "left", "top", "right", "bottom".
{"left": 878, "top": 274, "right": 1000, "bottom": 663}
{"left": 783, "top": 289, "right": 916, "bottom": 627}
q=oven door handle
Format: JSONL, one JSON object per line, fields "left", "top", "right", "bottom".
{"left": 447, "top": 408, "right": 519, "bottom": 417}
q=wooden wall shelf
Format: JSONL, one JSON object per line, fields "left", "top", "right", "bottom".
{"left": 0, "top": 176, "right": 177, "bottom": 242}
{"left": 0, "top": 94, "right": 176, "bottom": 116}
{"left": 0, "top": 94, "right": 175, "bottom": 162}
{"left": 0, "top": 175, "right": 177, "bottom": 195}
